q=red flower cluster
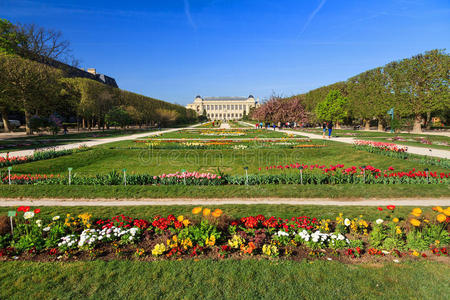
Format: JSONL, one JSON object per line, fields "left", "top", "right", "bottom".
{"left": 96, "top": 214, "right": 149, "bottom": 229}
{"left": 152, "top": 215, "right": 183, "bottom": 231}
{"left": 431, "top": 247, "right": 448, "bottom": 256}
{"left": 238, "top": 215, "right": 318, "bottom": 231}
{"left": 346, "top": 247, "right": 362, "bottom": 258}
{"left": 3, "top": 174, "right": 59, "bottom": 184}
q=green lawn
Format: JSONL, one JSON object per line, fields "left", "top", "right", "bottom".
{"left": 3, "top": 141, "right": 448, "bottom": 176}
{"left": 1, "top": 184, "right": 449, "bottom": 199}
{"left": 0, "top": 260, "right": 448, "bottom": 299}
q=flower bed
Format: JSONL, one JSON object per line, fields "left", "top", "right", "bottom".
{"left": 2, "top": 165, "right": 449, "bottom": 185}
{"left": 1, "top": 206, "right": 448, "bottom": 262}
{"left": 132, "top": 138, "right": 315, "bottom": 150}
{"left": 0, "top": 146, "right": 89, "bottom": 168}
{"left": 353, "top": 140, "right": 450, "bottom": 168}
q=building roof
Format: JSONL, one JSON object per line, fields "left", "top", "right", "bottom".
{"left": 203, "top": 97, "right": 249, "bottom": 101}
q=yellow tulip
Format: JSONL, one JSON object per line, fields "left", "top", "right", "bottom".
{"left": 411, "top": 208, "right": 422, "bottom": 217}
{"left": 409, "top": 218, "right": 421, "bottom": 227}
{"left": 436, "top": 214, "right": 446, "bottom": 223}
{"left": 192, "top": 207, "right": 202, "bottom": 215}
{"left": 443, "top": 207, "right": 450, "bottom": 217}
{"left": 203, "top": 208, "right": 211, "bottom": 216}
{"left": 182, "top": 219, "right": 190, "bottom": 227}
{"left": 177, "top": 215, "right": 184, "bottom": 222}
{"left": 393, "top": 218, "right": 399, "bottom": 223}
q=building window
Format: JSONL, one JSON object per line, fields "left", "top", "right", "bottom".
{"left": 239, "top": 105, "right": 242, "bottom": 110}
{"left": 226, "top": 105, "right": 230, "bottom": 110}
{"left": 206, "top": 105, "right": 210, "bottom": 110}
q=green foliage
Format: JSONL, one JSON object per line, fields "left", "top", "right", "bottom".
{"left": 105, "top": 107, "right": 131, "bottom": 128}
{"left": 315, "top": 90, "right": 348, "bottom": 122}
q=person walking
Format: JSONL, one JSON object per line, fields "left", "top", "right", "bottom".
{"left": 328, "top": 121, "right": 333, "bottom": 139}
{"left": 322, "top": 122, "right": 327, "bottom": 138}
{"left": 273, "top": 123, "right": 276, "bottom": 131}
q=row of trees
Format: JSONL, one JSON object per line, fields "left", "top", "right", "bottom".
{"left": 257, "top": 49, "right": 449, "bottom": 133}
{"left": 0, "top": 54, "right": 197, "bottom": 133}
{"left": 0, "top": 18, "right": 197, "bottom": 134}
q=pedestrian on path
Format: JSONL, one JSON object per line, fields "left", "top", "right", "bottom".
{"left": 322, "top": 122, "right": 327, "bottom": 138}
{"left": 328, "top": 121, "right": 333, "bottom": 138}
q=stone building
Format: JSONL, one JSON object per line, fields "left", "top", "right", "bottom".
{"left": 186, "top": 95, "right": 259, "bottom": 120}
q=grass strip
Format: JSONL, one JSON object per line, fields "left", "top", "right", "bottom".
{"left": 0, "top": 184, "right": 448, "bottom": 199}
{"left": 0, "top": 260, "right": 448, "bottom": 299}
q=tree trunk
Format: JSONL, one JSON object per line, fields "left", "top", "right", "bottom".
{"left": 82, "top": 118, "right": 86, "bottom": 129}
{"left": 412, "top": 114, "right": 422, "bottom": 133}
{"left": 377, "top": 119, "right": 384, "bottom": 132}
{"left": 335, "top": 121, "right": 341, "bottom": 129}
{"left": 425, "top": 112, "right": 431, "bottom": 130}
{"left": 25, "top": 109, "right": 32, "bottom": 135}
{"left": 0, "top": 107, "right": 11, "bottom": 133}
{"left": 364, "top": 119, "right": 370, "bottom": 131}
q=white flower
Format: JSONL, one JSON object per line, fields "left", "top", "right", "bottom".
{"left": 393, "top": 259, "right": 399, "bottom": 263}
{"left": 376, "top": 219, "right": 384, "bottom": 225}
{"left": 344, "top": 218, "right": 351, "bottom": 226}
{"left": 23, "top": 211, "right": 35, "bottom": 219}
{"left": 52, "top": 216, "right": 60, "bottom": 221}
{"left": 36, "top": 220, "right": 42, "bottom": 227}
{"left": 43, "top": 226, "right": 51, "bottom": 231}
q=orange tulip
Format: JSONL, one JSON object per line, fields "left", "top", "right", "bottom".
{"left": 212, "top": 208, "right": 223, "bottom": 218}
{"left": 192, "top": 207, "right": 202, "bottom": 215}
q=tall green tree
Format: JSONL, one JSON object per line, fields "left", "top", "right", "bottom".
{"left": 315, "top": 90, "right": 348, "bottom": 128}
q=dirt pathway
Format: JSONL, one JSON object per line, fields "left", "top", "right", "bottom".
{"left": 1, "top": 197, "right": 448, "bottom": 206}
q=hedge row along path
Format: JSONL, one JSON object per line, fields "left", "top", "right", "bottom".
{"left": 240, "top": 122, "right": 450, "bottom": 159}
{"left": 1, "top": 197, "right": 449, "bottom": 206}
{"left": 0, "top": 124, "right": 203, "bottom": 158}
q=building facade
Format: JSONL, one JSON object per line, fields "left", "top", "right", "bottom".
{"left": 186, "top": 95, "right": 259, "bottom": 120}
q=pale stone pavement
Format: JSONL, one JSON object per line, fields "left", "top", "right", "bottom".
{"left": 0, "top": 198, "right": 449, "bottom": 206}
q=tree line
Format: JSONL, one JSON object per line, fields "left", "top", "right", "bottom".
{"left": 0, "top": 18, "right": 197, "bottom": 134}
{"left": 254, "top": 49, "right": 449, "bottom": 133}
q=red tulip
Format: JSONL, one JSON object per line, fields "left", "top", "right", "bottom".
{"left": 34, "top": 208, "right": 41, "bottom": 214}
{"left": 377, "top": 207, "right": 383, "bottom": 211}
{"left": 387, "top": 205, "right": 395, "bottom": 210}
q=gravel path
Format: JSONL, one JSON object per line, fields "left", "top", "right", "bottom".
{"left": 0, "top": 197, "right": 448, "bottom": 206}
{"left": 0, "top": 125, "right": 200, "bottom": 158}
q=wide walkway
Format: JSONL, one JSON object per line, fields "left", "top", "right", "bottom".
{"left": 0, "top": 197, "right": 448, "bottom": 206}
{"left": 0, "top": 124, "right": 199, "bottom": 158}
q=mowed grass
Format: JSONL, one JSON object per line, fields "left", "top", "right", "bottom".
{"left": 0, "top": 204, "right": 430, "bottom": 220}
{"left": 1, "top": 184, "right": 449, "bottom": 199}
{"left": 0, "top": 260, "right": 448, "bottom": 300}
{"left": 3, "top": 141, "right": 448, "bottom": 176}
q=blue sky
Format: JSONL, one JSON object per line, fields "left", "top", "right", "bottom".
{"left": 1, "top": 0, "right": 449, "bottom": 105}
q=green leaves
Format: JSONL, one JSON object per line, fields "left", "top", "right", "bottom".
{"left": 315, "top": 90, "right": 348, "bottom": 122}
